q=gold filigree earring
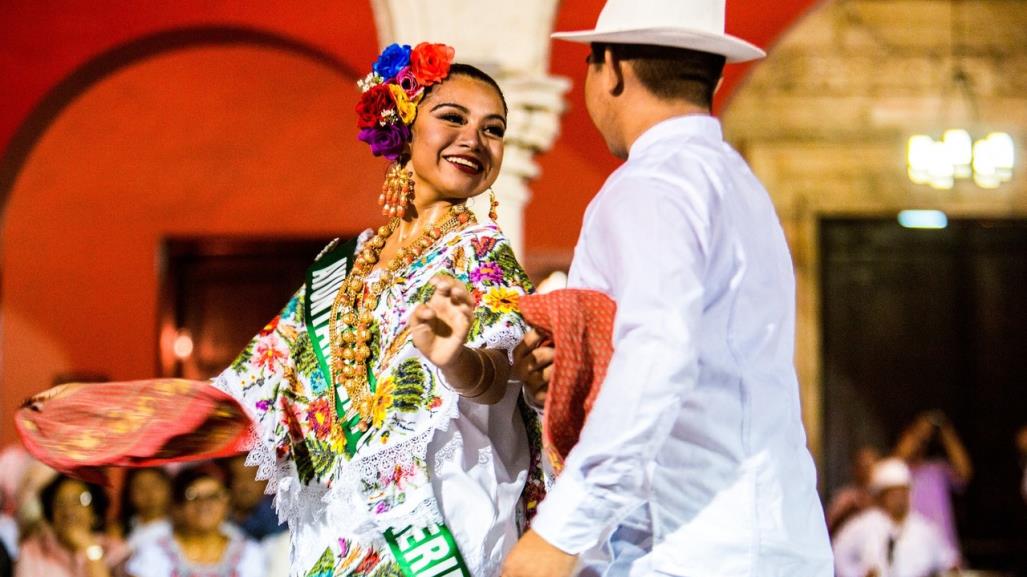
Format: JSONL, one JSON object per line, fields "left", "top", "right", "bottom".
{"left": 380, "top": 162, "right": 414, "bottom": 217}
{"left": 488, "top": 188, "right": 499, "bottom": 221}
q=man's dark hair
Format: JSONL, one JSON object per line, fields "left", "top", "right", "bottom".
{"left": 590, "top": 43, "right": 726, "bottom": 109}
{"left": 423, "top": 62, "right": 508, "bottom": 116}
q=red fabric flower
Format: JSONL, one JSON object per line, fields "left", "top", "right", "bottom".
{"left": 355, "top": 83, "right": 395, "bottom": 128}
{"left": 356, "top": 550, "right": 380, "bottom": 574}
{"left": 305, "top": 397, "right": 332, "bottom": 439}
{"left": 258, "top": 315, "right": 280, "bottom": 337}
{"left": 409, "top": 42, "right": 455, "bottom": 85}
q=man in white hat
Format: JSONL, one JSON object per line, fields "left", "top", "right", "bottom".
{"left": 504, "top": 1, "right": 834, "bottom": 576}
{"left": 833, "top": 458, "right": 958, "bottom": 577}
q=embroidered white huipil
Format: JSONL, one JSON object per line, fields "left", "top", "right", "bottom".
{"left": 531, "top": 116, "right": 833, "bottom": 576}
{"left": 213, "top": 223, "right": 544, "bottom": 577}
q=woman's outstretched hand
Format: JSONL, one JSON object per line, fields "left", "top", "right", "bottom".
{"left": 410, "top": 274, "right": 475, "bottom": 369}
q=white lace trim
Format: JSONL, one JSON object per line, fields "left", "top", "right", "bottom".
{"left": 322, "top": 385, "right": 463, "bottom": 538}
{"left": 432, "top": 431, "right": 463, "bottom": 472}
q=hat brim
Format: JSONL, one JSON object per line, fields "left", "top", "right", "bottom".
{"left": 552, "top": 27, "right": 766, "bottom": 63}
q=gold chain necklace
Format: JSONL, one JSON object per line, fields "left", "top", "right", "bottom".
{"left": 328, "top": 203, "right": 475, "bottom": 430}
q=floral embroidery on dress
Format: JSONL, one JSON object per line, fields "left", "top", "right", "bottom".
{"left": 212, "top": 223, "right": 545, "bottom": 576}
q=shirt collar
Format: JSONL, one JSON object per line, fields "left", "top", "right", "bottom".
{"left": 628, "top": 114, "right": 723, "bottom": 159}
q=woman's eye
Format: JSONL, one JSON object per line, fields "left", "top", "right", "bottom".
{"left": 441, "top": 113, "right": 464, "bottom": 124}
{"left": 485, "top": 126, "right": 505, "bottom": 138}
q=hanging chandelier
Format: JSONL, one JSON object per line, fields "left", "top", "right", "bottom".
{"left": 907, "top": 130, "right": 1014, "bottom": 190}
{"left": 905, "top": 0, "right": 1015, "bottom": 191}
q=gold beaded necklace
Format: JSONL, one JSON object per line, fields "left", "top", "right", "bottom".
{"left": 328, "top": 203, "right": 475, "bottom": 430}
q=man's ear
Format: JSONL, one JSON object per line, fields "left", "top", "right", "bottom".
{"left": 603, "top": 46, "right": 626, "bottom": 97}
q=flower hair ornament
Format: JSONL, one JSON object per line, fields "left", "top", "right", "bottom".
{"left": 356, "top": 42, "right": 456, "bottom": 217}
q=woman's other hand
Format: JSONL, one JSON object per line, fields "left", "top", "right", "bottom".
{"left": 512, "top": 330, "right": 554, "bottom": 408}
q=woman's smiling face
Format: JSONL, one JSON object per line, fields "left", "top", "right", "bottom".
{"left": 408, "top": 74, "right": 507, "bottom": 202}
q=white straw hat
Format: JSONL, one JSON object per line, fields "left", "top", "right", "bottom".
{"left": 552, "top": 0, "right": 766, "bottom": 63}
{"left": 869, "top": 458, "right": 912, "bottom": 494}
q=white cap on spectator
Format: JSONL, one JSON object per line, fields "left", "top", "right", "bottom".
{"left": 870, "top": 457, "right": 911, "bottom": 494}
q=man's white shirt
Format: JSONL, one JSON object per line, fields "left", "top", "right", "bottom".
{"left": 530, "top": 115, "right": 833, "bottom": 576}
{"left": 833, "top": 508, "right": 957, "bottom": 577}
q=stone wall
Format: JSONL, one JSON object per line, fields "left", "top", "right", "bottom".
{"left": 722, "top": 0, "right": 1027, "bottom": 468}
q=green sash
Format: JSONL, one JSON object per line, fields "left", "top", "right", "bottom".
{"left": 303, "top": 238, "right": 472, "bottom": 577}
{"left": 385, "top": 523, "right": 472, "bottom": 577}
{"left": 303, "top": 237, "right": 368, "bottom": 455}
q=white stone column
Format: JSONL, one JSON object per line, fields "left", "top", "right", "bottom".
{"left": 370, "top": 0, "right": 570, "bottom": 257}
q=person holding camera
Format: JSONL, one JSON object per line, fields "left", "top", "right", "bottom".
{"left": 894, "top": 411, "right": 973, "bottom": 560}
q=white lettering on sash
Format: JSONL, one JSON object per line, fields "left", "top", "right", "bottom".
{"left": 392, "top": 524, "right": 461, "bottom": 576}
{"left": 310, "top": 278, "right": 345, "bottom": 316}
{"left": 307, "top": 255, "right": 349, "bottom": 363}
{"left": 311, "top": 256, "right": 349, "bottom": 288}
{"left": 407, "top": 532, "right": 453, "bottom": 573}
{"left": 313, "top": 318, "right": 332, "bottom": 355}
{"left": 310, "top": 265, "right": 348, "bottom": 314}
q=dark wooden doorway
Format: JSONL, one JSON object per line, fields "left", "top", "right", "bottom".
{"left": 158, "top": 237, "right": 338, "bottom": 380}
{"left": 821, "top": 218, "right": 1027, "bottom": 571}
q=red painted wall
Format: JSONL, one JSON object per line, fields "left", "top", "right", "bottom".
{"left": 0, "top": 1, "right": 818, "bottom": 445}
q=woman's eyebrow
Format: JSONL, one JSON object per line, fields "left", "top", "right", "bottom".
{"left": 430, "top": 102, "right": 469, "bottom": 113}
{"left": 431, "top": 103, "right": 506, "bottom": 125}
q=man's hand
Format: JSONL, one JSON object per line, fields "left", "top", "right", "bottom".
{"left": 501, "top": 529, "right": 577, "bottom": 577}
{"left": 512, "top": 330, "right": 554, "bottom": 407}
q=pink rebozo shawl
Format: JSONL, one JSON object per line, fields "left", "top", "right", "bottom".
{"left": 15, "top": 379, "right": 252, "bottom": 484}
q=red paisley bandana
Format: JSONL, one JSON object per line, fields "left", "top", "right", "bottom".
{"left": 519, "top": 289, "right": 616, "bottom": 473}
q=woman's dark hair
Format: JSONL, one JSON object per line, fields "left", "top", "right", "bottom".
{"left": 170, "top": 464, "right": 226, "bottom": 506}
{"left": 423, "top": 63, "right": 508, "bottom": 116}
{"left": 39, "top": 474, "right": 110, "bottom": 531}
{"left": 118, "top": 467, "right": 172, "bottom": 532}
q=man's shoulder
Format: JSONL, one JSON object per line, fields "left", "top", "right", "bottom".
{"left": 599, "top": 152, "right": 715, "bottom": 208}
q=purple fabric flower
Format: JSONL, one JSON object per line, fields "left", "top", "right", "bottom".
{"left": 358, "top": 123, "right": 411, "bottom": 161}
{"left": 470, "top": 263, "right": 504, "bottom": 285}
{"left": 395, "top": 67, "right": 421, "bottom": 98}
{"left": 373, "top": 44, "right": 411, "bottom": 80}
{"left": 255, "top": 399, "right": 271, "bottom": 412}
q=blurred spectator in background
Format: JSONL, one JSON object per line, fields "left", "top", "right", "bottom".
{"left": 833, "top": 458, "right": 957, "bottom": 577}
{"left": 220, "top": 455, "right": 282, "bottom": 541}
{"left": 0, "top": 445, "right": 56, "bottom": 539}
{"left": 15, "top": 474, "right": 127, "bottom": 577}
{"left": 0, "top": 502, "right": 17, "bottom": 564}
{"left": 894, "top": 410, "right": 972, "bottom": 558}
{"left": 827, "top": 445, "right": 881, "bottom": 535}
{"left": 125, "top": 465, "right": 264, "bottom": 577}
{"left": 220, "top": 455, "right": 287, "bottom": 577}
{"left": 118, "top": 468, "right": 172, "bottom": 552}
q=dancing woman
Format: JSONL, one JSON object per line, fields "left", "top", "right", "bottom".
{"left": 23, "top": 42, "right": 544, "bottom": 577}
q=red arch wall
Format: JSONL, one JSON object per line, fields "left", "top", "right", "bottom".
{"left": 0, "top": 1, "right": 818, "bottom": 444}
